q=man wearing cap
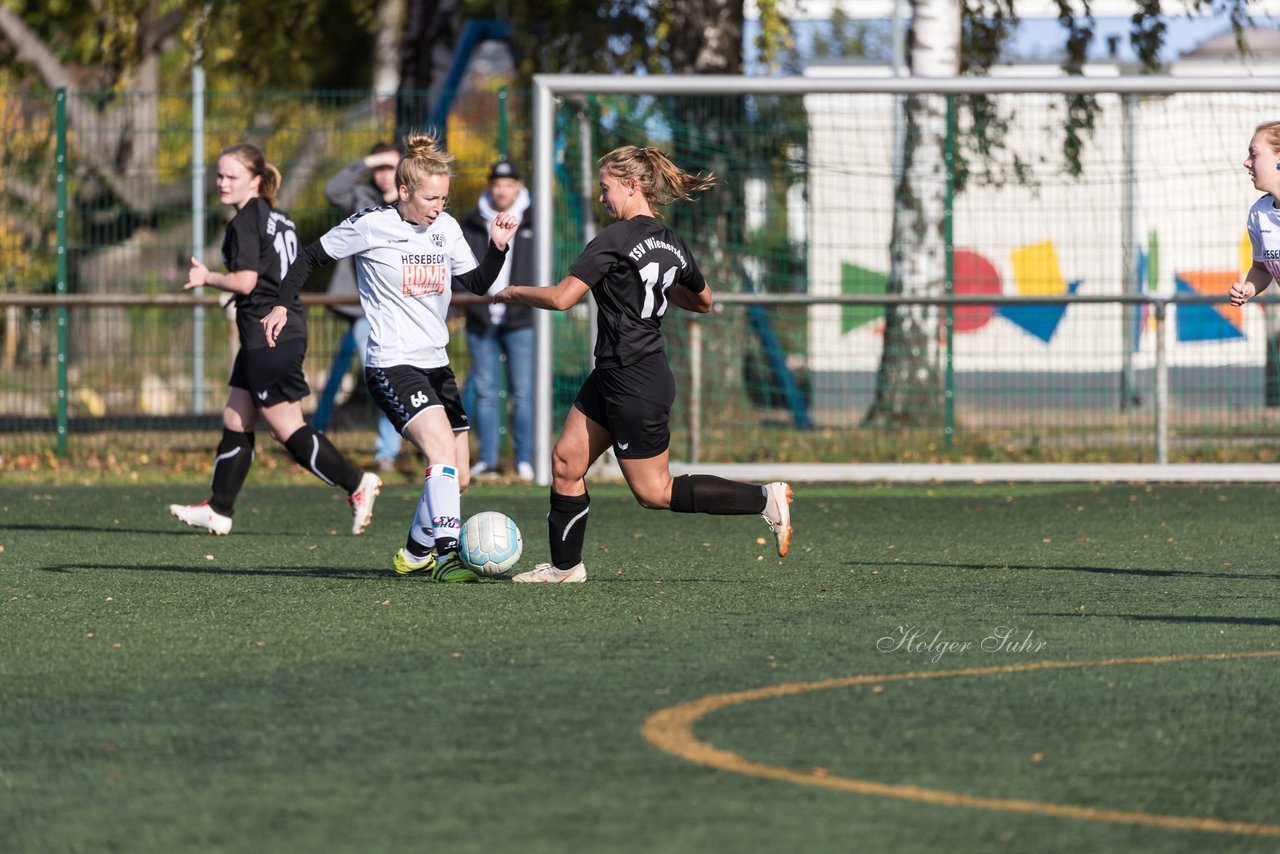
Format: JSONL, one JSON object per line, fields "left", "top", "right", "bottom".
{"left": 323, "top": 141, "right": 403, "bottom": 473}
{"left": 459, "top": 159, "right": 535, "bottom": 480}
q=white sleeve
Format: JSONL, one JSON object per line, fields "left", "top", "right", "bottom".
{"left": 1248, "top": 208, "right": 1263, "bottom": 261}
{"left": 320, "top": 216, "right": 373, "bottom": 262}
{"left": 449, "top": 220, "right": 479, "bottom": 275}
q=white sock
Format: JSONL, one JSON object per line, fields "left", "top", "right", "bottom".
{"left": 405, "top": 483, "right": 436, "bottom": 557}
{"left": 425, "top": 464, "right": 461, "bottom": 550}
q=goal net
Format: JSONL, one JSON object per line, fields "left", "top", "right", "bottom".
{"left": 531, "top": 74, "right": 1280, "bottom": 479}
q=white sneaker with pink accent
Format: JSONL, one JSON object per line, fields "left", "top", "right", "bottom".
{"left": 169, "top": 501, "right": 232, "bottom": 535}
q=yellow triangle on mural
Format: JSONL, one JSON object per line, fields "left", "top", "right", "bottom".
{"left": 1180, "top": 270, "right": 1243, "bottom": 331}
{"left": 1010, "top": 242, "right": 1067, "bottom": 296}
{"left": 1240, "top": 231, "right": 1254, "bottom": 281}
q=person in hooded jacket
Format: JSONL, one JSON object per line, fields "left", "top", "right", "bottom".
{"left": 458, "top": 159, "right": 536, "bottom": 481}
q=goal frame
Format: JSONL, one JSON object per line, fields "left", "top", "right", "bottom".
{"left": 529, "top": 74, "right": 1280, "bottom": 485}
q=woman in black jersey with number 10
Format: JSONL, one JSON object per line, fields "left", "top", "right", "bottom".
{"left": 169, "top": 143, "right": 380, "bottom": 537}
{"left": 493, "top": 145, "right": 793, "bottom": 583}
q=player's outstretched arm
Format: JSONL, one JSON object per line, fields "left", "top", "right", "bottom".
{"left": 262, "top": 239, "right": 335, "bottom": 348}
{"left": 1229, "top": 262, "right": 1273, "bottom": 306}
{"left": 493, "top": 275, "right": 590, "bottom": 312}
{"left": 183, "top": 256, "right": 258, "bottom": 295}
{"left": 488, "top": 211, "right": 519, "bottom": 251}
{"left": 668, "top": 281, "right": 713, "bottom": 314}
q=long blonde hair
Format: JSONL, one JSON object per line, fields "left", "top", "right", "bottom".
{"left": 1255, "top": 121, "right": 1280, "bottom": 153}
{"left": 396, "top": 130, "right": 454, "bottom": 192}
{"left": 598, "top": 146, "right": 715, "bottom": 215}
{"left": 219, "top": 143, "right": 281, "bottom": 209}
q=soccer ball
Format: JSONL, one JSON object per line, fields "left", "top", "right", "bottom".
{"left": 459, "top": 511, "right": 523, "bottom": 576}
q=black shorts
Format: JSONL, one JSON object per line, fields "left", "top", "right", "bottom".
{"left": 573, "top": 353, "right": 676, "bottom": 459}
{"left": 365, "top": 364, "right": 470, "bottom": 435}
{"left": 228, "top": 340, "right": 310, "bottom": 407}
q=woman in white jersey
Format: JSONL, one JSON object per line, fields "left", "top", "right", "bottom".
{"left": 1230, "top": 121, "right": 1280, "bottom": 307}
{"left": 169, "top": 143, "right": 381, "bottom": 537}
{"left": 492, "top": 145, "right": 792, "bottom": 584}
{"left": 264, "top": 132, "right": 518, "bottom": 583}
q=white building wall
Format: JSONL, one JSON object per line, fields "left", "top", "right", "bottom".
{"left": 805, "top": 68, "right": 1280, "bottom": 378}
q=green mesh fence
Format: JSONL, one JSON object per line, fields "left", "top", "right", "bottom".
{"left": 3, "top": 85, "right": 1280, "bottom": 466}
{"left": 0, "top": 88, "right": 510, "bottom": 463}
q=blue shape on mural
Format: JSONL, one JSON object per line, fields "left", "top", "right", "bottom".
{"left": 1131, "top": 249, "right": 1147, "bottom": 352}
{"left": 1174, "top": 275, "right": 1245, "bottom": 342}
{"left": 996, "top": 280, "right": 1081, "bottom": 343}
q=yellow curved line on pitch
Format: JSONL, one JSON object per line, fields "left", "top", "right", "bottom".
{"left": 642, "top": 651, "right": 1280, "bottom": 837}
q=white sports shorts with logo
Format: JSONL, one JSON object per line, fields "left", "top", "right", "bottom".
{"left": 364, "top": 364, "right": 470, "bottom": 435}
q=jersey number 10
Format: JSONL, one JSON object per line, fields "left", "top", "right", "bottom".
{"left": 274, "top": 230, "right": 299, "bottom": 280}
{"left": 639, "top": 261, "right": 676, "bottom": 319}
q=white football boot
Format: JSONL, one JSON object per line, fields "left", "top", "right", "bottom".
{"left": 761, "top": 482, "right": 793, "bottom": 557}
{"left": 511, "top": 562, "right": 587, "bottom": 583}
{"left": 169, "top": 501, "right": 233, "bottom": 535}
{"left": 348, "top": 472, "right": 382, "bottom": 535}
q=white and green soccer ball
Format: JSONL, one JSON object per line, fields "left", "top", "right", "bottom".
{"left": 459, "top": 511, "right": 523, "bottom": 576}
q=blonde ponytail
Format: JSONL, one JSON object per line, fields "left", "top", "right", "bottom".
{"left": 598, "top": 145, "right": 715, "bottom": 214}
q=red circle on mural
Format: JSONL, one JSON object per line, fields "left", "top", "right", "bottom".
{"left": 952, "top": 249, "right": 1001, "bottom": 333}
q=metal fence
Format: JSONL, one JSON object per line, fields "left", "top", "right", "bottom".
{"left": 7, "top": 79, "right": 1280, "bottom": 475}
{"left": 3, "top": 292, "right": 1275, "bottom": 468}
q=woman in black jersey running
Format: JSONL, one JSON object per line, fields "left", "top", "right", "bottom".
{"left": 493, "top": 145, "right": 792, "bottom": 583}
{"left": 169, "top": 144, "right": 380, "bottom": 536}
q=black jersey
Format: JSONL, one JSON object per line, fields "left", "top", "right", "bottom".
{"left": 568, "top": 215, "right": 706, "bottom": 369}
{"left": 223, "top": 197, "right": 305, "bottom": 350}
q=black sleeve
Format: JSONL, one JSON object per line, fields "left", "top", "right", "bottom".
{"left": 276, "top": 239, "right": 335, "bottom": 305}
{"left": 681, "top": 258, "right": 707, "bottom": 294}
{"left": 224, "top": 203, "right": 262, "bottom": 273}
{"left": 567, "top": 232, "right": 612, "bottom": 288}
{"left": 453, "top": 241, "right": 511, "bottom": 296}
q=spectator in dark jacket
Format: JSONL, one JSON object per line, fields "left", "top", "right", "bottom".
{"left": 324, "top": 142, "right": 402, "bottom": 472}
{"left": 459, "top": 159, "right": 535, "bottom": 479}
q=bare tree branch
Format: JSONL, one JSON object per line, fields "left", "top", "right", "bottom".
{"left": 0, "top": 6, "right": 173, "bottom": 215}
{"left": 1, "top": 174, "right": 48, "bottom": 209}
{"left": 0, "top": 7, "right": 74, "bottom": 88}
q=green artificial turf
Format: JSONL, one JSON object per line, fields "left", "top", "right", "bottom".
{"left": 1, "top": 482, "right": 1278, "bottom": 853}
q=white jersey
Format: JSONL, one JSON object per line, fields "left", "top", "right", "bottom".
{"left": 321, "top": 206, "right": 478, "bottom": 369}
{"left": 1246, "top": 194, "right": 1280, "bottom": 282}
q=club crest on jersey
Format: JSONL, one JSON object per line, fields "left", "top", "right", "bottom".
{"left": 430, "top": 233, "right": 445, "bottom": 247}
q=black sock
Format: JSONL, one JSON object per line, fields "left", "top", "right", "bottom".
{"left": 548, "top": 489, "right": 590, "bottom": 570}
{"left": 403, "top": 535, "right": 432, "bottom": 560}
{"left": 283, "top": 425, "right": 362, "bottom": 493}
{"left": 209, "top": 428, "right": 254, "bottom": 516}
{"left": 669, "top": 474, "right": 767, "bottom": 515}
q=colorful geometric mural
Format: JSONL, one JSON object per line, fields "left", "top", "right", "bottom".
{"left": 839, "top": 231, "right": 1253, "bottom": 346}
{"left": 999, "top": 242, "right": 1075, "bottom": 343}
{"left": 1168, "top": 231, "right": 1251, "bottom": 343}
{"left": 839, "top": 240, "right": 1079, "bottom": 343}
{"left": 1175, "top": 271, "right": 1245, "bottom": 342}
{"left": 953, "top": 249, "right": 1000, "bottom": 332}
{"left": 839, "top": 263, "right": 885, "bottom": 335}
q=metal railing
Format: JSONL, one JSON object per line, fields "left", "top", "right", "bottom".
{"left": 0, "top": 292, "right": 1261, "bottom": 469}
{"left": 685, "top": 292, "right": 1239, "bottom": 466}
